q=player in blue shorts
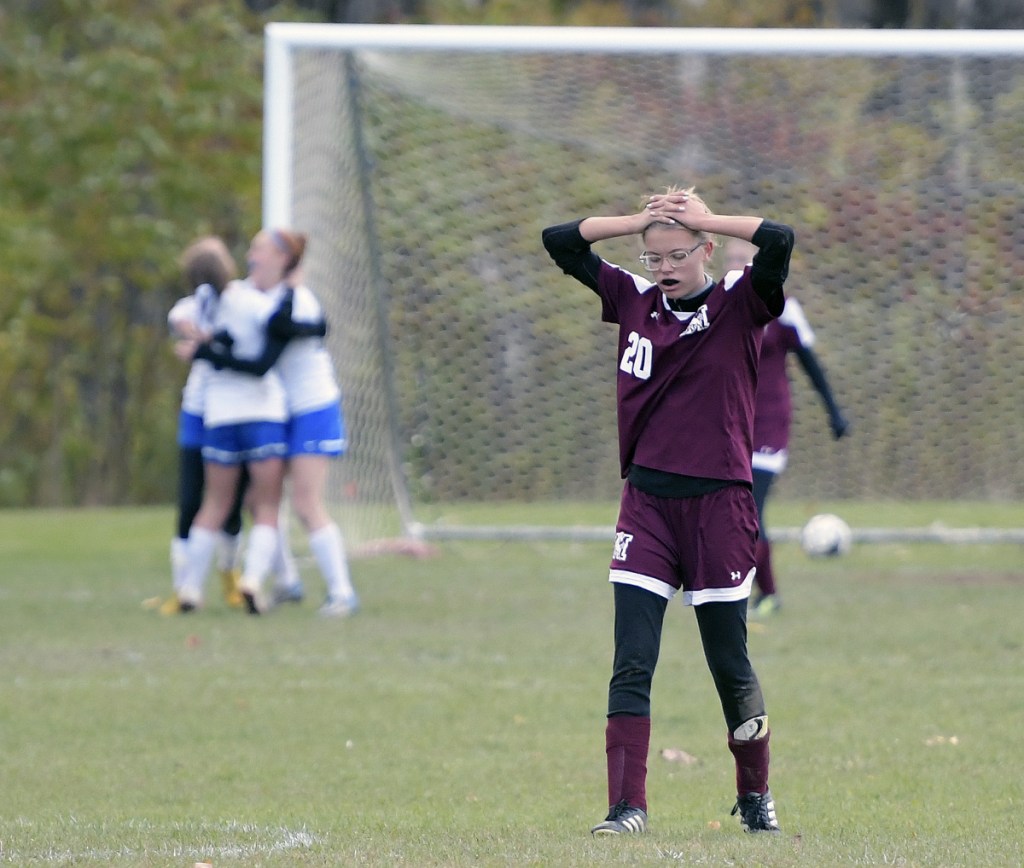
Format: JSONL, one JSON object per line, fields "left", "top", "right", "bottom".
{"left": 190, "top": 229, "right": 360, "bottom": 617}
{"left": 165, "top": 236, "right": 248, "bottom": 613}
{"left": 543, "top": 187, "right": 793, "bottom": 836}
{"left": 171, "top": 228, "right": 327, "bottom": 614}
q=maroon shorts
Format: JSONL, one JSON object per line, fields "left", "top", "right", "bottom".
{"left": 608, "top": 481, "right": 759, "bottom": 606}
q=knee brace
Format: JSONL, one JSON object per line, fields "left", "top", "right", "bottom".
{"left": 732, "top": 715, "right": 769, "bottom": 742}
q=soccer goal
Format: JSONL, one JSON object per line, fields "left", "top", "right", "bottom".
{"left": 263, "top": 23, "right": 1024, "bottom": 547}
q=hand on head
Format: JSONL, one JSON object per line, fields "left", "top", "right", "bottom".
{"left": 644, "top": 191, "right": 710, "bottom": 232}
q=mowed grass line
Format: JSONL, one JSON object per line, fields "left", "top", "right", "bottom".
{"left": 0, "top": 506, "right": 1021, "bottom": 866}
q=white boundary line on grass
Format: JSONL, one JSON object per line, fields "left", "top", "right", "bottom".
{"left": 3, "top": 824, "right": 321, "bottom": 864}
{"left": 413, "top": 524, "right": 1024, "bottom": 544}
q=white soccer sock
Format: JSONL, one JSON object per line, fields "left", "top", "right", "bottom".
{"left": 215, "top": 531, "right": 242, "bottom": 573}
{"left": 170, "top": 537, "right": 189, "bottom": 593}
{"left": 273, "top": 525, "right": 301, "bottom": 589}
{"left": 242, "top": 523, "right": 279, "bottom": 592}
{"left": 309, "top": 522, "right": 355, "bottom": 601}
{"left": 181, "top": 526, "right": 219, "bottom": 605}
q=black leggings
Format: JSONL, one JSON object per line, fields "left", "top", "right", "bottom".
{"left": 176, "top": 447, "right": 248, "bottom": 540}
{"left": 751, "top": 467, "right": 777, "bottom": 528}
{"left": 607, "top": 583, "right": 765, "bottom": 732}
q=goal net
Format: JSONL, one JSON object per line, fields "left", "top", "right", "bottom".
{"left": 263, "top": 24, "right": 1024, "bottom": 546}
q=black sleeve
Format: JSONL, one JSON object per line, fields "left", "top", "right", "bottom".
{"left": 194, "top": 334, "right": 288, "bottom": 377}
{"left": 795, "top": 344, "right": 850, "bottom": 439}
{"left": 266, "top": 289, "right": 328, "bottom": 339}
{"left": 270, "top": 318, "right": 327, "bottom": 339}
{"left": 541, "top": 219, "right": 603, "bottom": 291}
{"left": 750, "top": 220, "right": 795, "bottom": 317}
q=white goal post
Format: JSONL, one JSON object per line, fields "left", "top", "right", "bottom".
{"left": 263, "top": 23, "right": 1024, "bottom": 547}
{"left": 263, "top": 24, "right": 1024, "bottom": 227}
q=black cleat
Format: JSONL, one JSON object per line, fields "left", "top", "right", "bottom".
{"left": 731, "top": 789, "right": 781, "bottom": 833}
{"left": 590, "top": 800, "right": 648, "bottom": 836}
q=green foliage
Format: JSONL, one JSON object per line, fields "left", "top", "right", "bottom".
{"left": 3, "top": 1, "right": 1023, "bottom": 508}
{"left": 423, "top": 0, "right": 831, "bottom": 27}
{"left": 0, "top": 0, "right": 266, "bottom": 505}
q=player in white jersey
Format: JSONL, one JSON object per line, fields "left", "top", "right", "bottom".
{"left": 188, "top": 228, "right": 359, "bottom": 617}
{"left": 172, "top": 253, "right": 291, "bottom": 613}
{"left": 164, "top": 237, "right": 247, "bottom": 613}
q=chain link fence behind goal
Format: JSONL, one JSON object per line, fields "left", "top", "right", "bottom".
{"left": 264, "top": 24, "right": 1024, "bottom": 548}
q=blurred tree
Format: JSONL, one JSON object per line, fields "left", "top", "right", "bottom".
{"left": 0, "top": 0, "right": 267, "bottom": 505}
{"left": 244, "top": 0, "right": 423, "bottom": 22}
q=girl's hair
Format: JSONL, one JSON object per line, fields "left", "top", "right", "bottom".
{"left": 269, "top": 228, "right": 308, "bottom": 274}
{"left": 180, "top": 236, "right": 237, "bottom": 293}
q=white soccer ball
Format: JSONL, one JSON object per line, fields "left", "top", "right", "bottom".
{"left": 800, "top": 513, "right": 853, "bottom": 557}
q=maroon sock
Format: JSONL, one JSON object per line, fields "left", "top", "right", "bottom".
{"left": 755, "top": 537, "right": 776, "bottom": 597}
{"left": 605, "top": 715, "right": 651, "bottom": 811}
{"left": 728, "top": 730, "right": 770, "bottom": 795}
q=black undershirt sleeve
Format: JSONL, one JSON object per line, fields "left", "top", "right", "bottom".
{"left": 196, "top": 289, "right": 328, "bottom": 376}
{"left": 795, "top": 344, "right": 849, "bottom": 438}
{"left": 194, "top": 334, "right": 289, "bottom": 377}
{"left": 750, "top": 220, "right": 795, "bottom": 317}
{"left": 795, "top": 345, "right": 839, "bottom": 415}
{"left": 541, "top": 219, "right": 603, "bottom": 291}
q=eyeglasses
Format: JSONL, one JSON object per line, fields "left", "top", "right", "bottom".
{"left": 638, "top": 242, "right": 705, "bottom": 272}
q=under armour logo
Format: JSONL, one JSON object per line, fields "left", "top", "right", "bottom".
{"left": 730, "top": 570, "right": 742, "bottom": 583}
{"left": 680, "top": 304, "right": 710, "bottom": 337}
{"left": 613, "top": 532, "right": 634, "bottom": 562}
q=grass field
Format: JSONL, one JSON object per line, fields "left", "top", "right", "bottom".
{"left": 2, "top": 503, "right": 1022, "bottom": 866}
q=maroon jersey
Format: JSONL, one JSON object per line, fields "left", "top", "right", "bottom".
{"left": 752, "top": 297, "right": 815, "bottom": 462}
{"left": 595, "top": 263, "right": 779, "bottom": 484}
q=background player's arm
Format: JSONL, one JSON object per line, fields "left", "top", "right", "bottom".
{"left": 794, "top": 345, "right": 850, "bottom": 439}
{"left": 190, "top": 333, "right": 288, "bottom": 376}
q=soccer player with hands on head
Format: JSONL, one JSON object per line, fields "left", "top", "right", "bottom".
{"left": 543, "top": 186, "right": 793, "bottom": 837}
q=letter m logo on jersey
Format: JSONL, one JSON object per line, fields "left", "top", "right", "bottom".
{"left": 613, "top": 532, "right": 634, "bottom": 562}
{"left": 680, "top": 304, "right": 710, "bottom": 337}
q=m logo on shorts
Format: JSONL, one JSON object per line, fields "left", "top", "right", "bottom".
{"left": 613, "top": 532, "right": 634, "bottom": 562}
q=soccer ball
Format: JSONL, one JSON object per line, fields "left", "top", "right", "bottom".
{"left": 800, "top": 513, "right": 852, "bottom": 557}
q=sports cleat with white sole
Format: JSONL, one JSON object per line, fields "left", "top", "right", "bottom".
{"left": 318, "top": 594, "right": 360, "bottom": 618}
{"left": 238, "top": 579, "right": 269, "bottom": 615}
{"left": 731, "top": 789, "right": 781, "bottom": 833}
{"left": 590, "top": 800, "right": 648, "bottom": 836}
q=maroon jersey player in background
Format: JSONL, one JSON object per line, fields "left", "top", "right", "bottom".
{"left": 722, "top": 240, "right": 849, "bottom": 619}
{"left": 543, "top": 187, "right": 793, "bottom": 837}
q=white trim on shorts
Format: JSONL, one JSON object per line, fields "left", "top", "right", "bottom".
{"left": 609, "top": 569, "right": 677, "bottom": 600}
{"left": 609, "top": 566, "right": 756, "bottom": 607}
{"left": 682, "top": 567, "right": 756, "bottom": 606}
